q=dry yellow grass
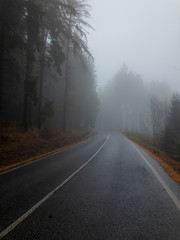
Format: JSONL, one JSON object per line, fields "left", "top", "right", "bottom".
{"left": 129, "top": 138, "right": 180, "bottom": 185}
{"left": 0, "top": 127, "right": 93, "bottom": 172}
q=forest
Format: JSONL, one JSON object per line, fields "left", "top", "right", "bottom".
{"left": 97, "top": 64, "right": 180, "bottom": 161}
{"left": 0, "top": 0, "right": 180, "bottom": 168}
{"left": 0, "top": 0, "right": 98, "bottom": 131}
{"left": 1, "top": 1, "right": 180, "bottom": 239}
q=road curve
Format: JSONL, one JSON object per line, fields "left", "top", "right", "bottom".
{"left": 1, "top": 132, "right": 180, "bottom": 239}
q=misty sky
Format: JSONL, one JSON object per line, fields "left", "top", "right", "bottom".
{"left": 88, "top": 0, "right": 180, "bottom": 91}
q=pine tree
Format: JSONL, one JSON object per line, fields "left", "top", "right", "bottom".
{"left": 163, "top": 93, "right": 180, "bottom": 160}
{"left": 0, "top": 0, "right": 25, "bottom": 117}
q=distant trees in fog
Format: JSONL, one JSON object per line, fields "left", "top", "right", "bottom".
{"left": 97, "top": 64, "right": 180, "bottom": 159}
{"left": 0, "top": 0, "right": 98, "bottom": 131}
{"left": 149, "top": 97, "right": 169, "bottom": 146}
{"left": 163, "top": 94, "right": 180, "bottom": 159}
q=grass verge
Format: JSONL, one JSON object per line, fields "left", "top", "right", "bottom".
{"left": 127, "top": 135, "right": 180, "bottom": 185}
{"left": 0, "top": 127, "right": 94, "bottom": 173}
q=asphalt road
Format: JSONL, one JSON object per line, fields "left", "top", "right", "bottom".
{"left": 1, "top": 132, "right": 180, "bottom": 240}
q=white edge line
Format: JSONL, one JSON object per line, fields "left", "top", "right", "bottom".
{"left": 0, "top": 135, "right": 109, "bottom": 239}
{"left": 0, "top": 135, "right": 97, "bottom": 176}
{"left": 124, "top": 136, "right": 180, "bottom": 212}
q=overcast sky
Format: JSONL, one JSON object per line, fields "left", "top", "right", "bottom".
{"left": 88, "top": 0, "right": 180, "bottom": 91}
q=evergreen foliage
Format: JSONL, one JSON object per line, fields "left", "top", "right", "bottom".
{"left": 0, "top": 0, "right": 98, "bottom": 131}
{"left": 163, "top": 94, "right": 180, "bottom": 160}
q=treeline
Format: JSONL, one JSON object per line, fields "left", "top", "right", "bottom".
{"left": 97, "top": 64, "right": 180, "bottom": 160}
{"left": 0, "top": 0, "right": 98, "bottom": 131}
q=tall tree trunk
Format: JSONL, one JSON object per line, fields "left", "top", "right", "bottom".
{"left": 62, "top": 38, "right": 70, "bottom": 131}
{"left": 0, "top": 0, "right": 7, "bottom": 117}
{"left": 38, "top": 27, "right": 47, "bottom": 129}
{"left": 38, "top": 0, "right": 48, "bottom": 129}
{"left": 23, "top": 4, "right": 34, "bottom": 130}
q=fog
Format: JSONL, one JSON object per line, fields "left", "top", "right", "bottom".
{"left": 1, "top": 1, "right": 180, "bottom": 236}
{"left": 87, "top": 0, "right": 180, "bottom": 153}
{"left": 1, "top": 0, "right": 179, "bottom": 145}
{"left": 88, "top": 0, "right": 180, "bottom": 91}
{"left": 0, "top": 0, "right": 180, "bottom": 167}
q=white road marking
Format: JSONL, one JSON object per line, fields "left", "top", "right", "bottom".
{"left": 125, "top": 137, "right": 180, "bottom": 212}
{"left": 0, "top": 136, "right": 96, "bottom": 176}
{"left": 0, "top": 135, "right": 109, "bottom": 239}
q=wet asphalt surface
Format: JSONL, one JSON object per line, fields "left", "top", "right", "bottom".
{"left": 1, "top": 132, "right": 180, "bottom": 240}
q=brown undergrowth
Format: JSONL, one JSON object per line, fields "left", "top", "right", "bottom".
{"left": 127, "top": 136, "right": 180, "bottom": 185}
{"left": 0, "top": 127, "right": 93, "bottom": 172}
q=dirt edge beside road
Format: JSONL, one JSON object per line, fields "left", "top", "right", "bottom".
{"left": 128, "top": 137, "right": 180, "bottom": 185}
{"left": 0, "top": 127, "right": 95, "bottom": 173}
